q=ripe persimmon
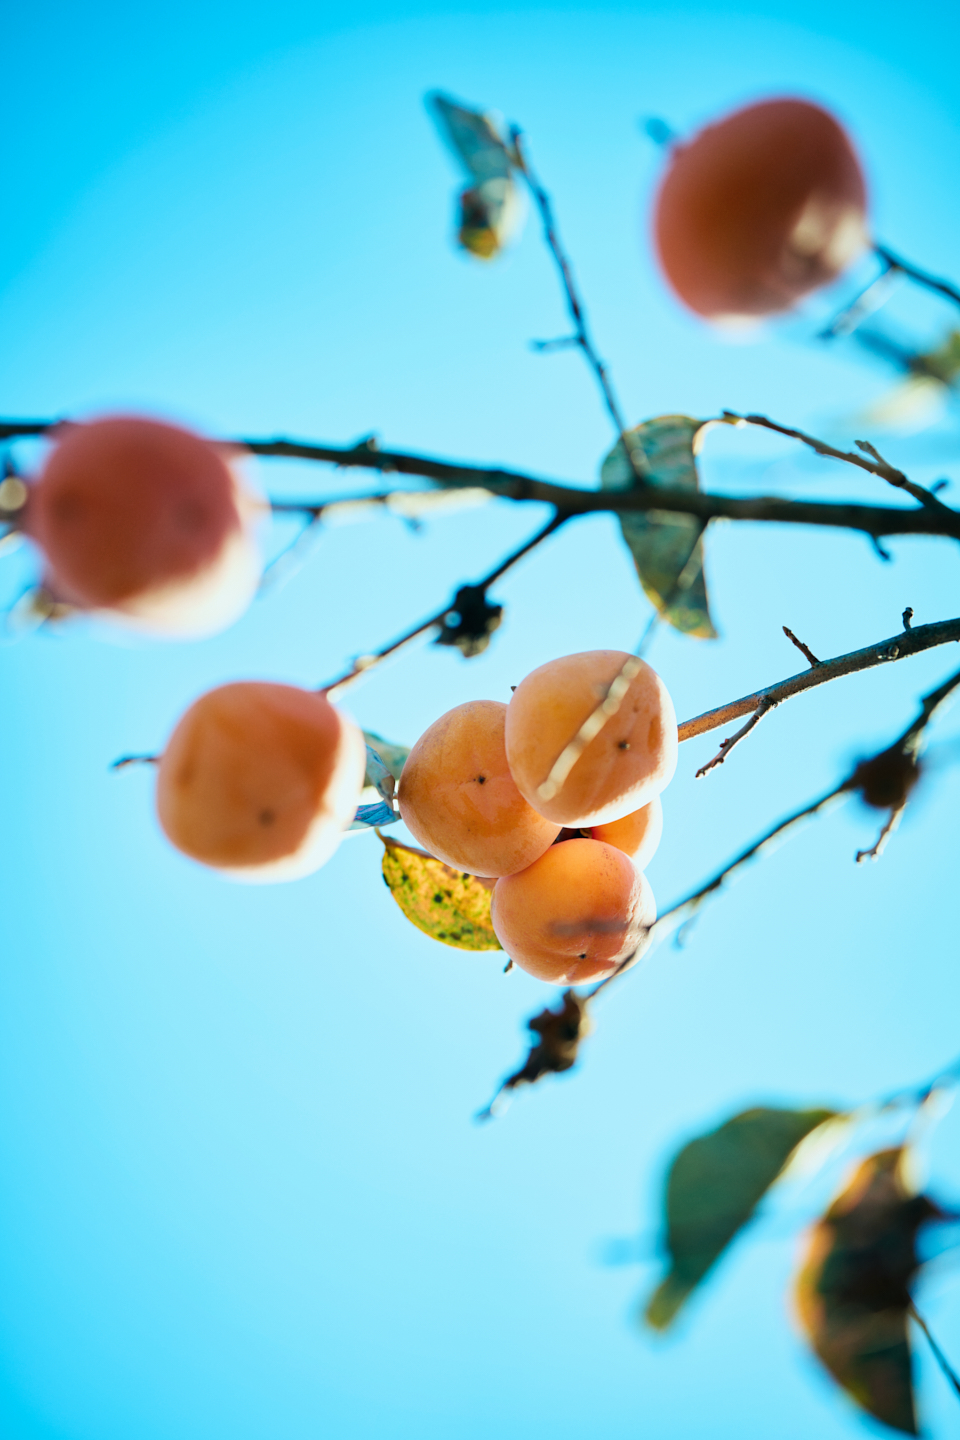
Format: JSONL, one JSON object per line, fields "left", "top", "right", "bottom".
{"left": 490, "top": 838, "right": 656, "bottom": 985}
{"left": 505, "top": 650, "right": 677, "bottom": 828}
{"left": 156, "top": 682, "right": 366, "bottom": 881}
{"left": 398, "top": 699, "right": 560, "bottom": 876}
{"left": 654, "top": 98, "right": 867, "bottom": 320}
{"left": 27, "top": 416, "right": 262, "bottom": 636}
{"left": 591, "top": 795, "right": 663, "bottom": 869}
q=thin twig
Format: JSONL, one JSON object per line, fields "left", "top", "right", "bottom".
{"left": 818, "top": 255, "right": 900, "bottom": 340}
{"left": 721, "top": 411, "right": 952, "bottom": 516}
{"left": 110, "top": 754, "right": 159, "bottom": 770}
{"left": 855, "top": 805, "right": 905, "bottom": 863}
{"left": 677, "top": 615, "right": 960, "bottom": 746}
{"left": 909, "top": 1302, "right": 960, "bottom": 1402}
{"left": 590, "top": 783, "right": 849, "bottom": 1001}
{"left": 695, "top": 697, "right": 777, "bottom": 778}
{"left": 5, "top": 418, "right": 960, "bottom": 542}
{"left": 507, "top": 131, "right": 647, "bottom": 487}
{"left": 321, "top": 512, "right": 565, "bottom": 698}
{"left": 783, "top": 626, "right": 820, "bottom": 667}
{"left": 875, "top": 245, "right": 960, "bottom": 312}
{"left": 604, "top": 663, "right": 960, "bottom": 997}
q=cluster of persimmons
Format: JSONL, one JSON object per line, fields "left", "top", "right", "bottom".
{"left": 11, "top": 90, "right": 868, "bottom": 979}
{"left": 159, "top": 650, "right": 678, "bottom": 987}
{"left": 398, "top": 657, "right": 676, "bottom": 984}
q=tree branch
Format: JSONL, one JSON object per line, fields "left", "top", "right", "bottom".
{"left": 721, "top": 411, "right": 952, "bottom": 515}
{"left": 5, "top": 419, "right": 960, "bottom": 542}
{"left": 597, "top": 661, "right": 960, "bottom": 1000}
{"left": 677, "top": 615, "right": 960, "bottom": 748}
{"left": 875, "top": 245, "right": 960, "bottom": 311}
{"left": 321, "top": 512, "right": 566, "bottom": 697}
{"left": 909, "top": 1303, "right": 960, "bottom": 1403}
{"left": 508, "top": 130, "right": 646, "bottom": 487}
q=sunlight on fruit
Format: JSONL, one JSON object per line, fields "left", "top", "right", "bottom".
{"left": 490, "top": 837, "right": 656, "bottom": 984}
{"left": 156, "top": 682, "right": 366, "bottom": 881}
{"left": 398, "top": 699, "right": 560, "bottom": 876}
{"left": 505, "top": 650, "right": 678, "bottom": 827}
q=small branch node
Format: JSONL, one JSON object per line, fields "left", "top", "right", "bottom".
{"left": 782, "top": 625, "right": 820, "bottom": 666}
{"left": 870, "top": 534, "right": 893, "bottom": 562}
{"left": 902, "top": 606, "right": 914, "bottom": 630}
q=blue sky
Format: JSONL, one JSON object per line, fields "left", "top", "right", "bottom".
{"left": 2, "top": 3, "right": 960, "bottom": 1437}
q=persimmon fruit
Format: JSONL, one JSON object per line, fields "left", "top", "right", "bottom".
{"left": 505, "top": 650, "right": 677, "bottom": 828}
{"left": 27, "top": 415, "right": 262, "bottom": 635}
{"left": 398, "top": 699, "right": 560, "bottom": 876}
{"left": 490, "top": 837, "right": 656, "bottom": 985}
{"left": 654, "top": 98, "right": 867, "bottom": 320}
{"left": 591, "top": 795, "right": 663, "bottom": 869}
{"left": 156, "top": 682, "right": 366, "bottom": 881}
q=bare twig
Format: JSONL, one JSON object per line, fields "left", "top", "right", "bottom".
{"left": 909, "top": 1302, "right": 960, "bottom": 1403}
{"left": 721, "top": 411, "right": 952, "bottom": 516}
{"left": 855, "top": 806, "right": 905, "bottom": 863}
{"left": 695, "top": 697, "right": 777, "bottom": 778}
{"left": 875, "top": 245, "right": 960, "bottom": 312}
{"left": 484, "top": 665, "right": 960, "bottom": 1110}
{"left": 818, "top": 255, "right": 900, "bottom": 340}
{"left": 902, "top": 607, "right": 914, "bottom": 630}
{"left": 321, "top": 512, "right": 565, "bottom": 698}
{"left": 678, "top": 615, "right": 960, "bottom": 747}
{"left": 110, "top": 754, "right": 159, "bottom": 770}
{"left": 782, "top": 626, "right": 820, "bottom": 666}
{"left": 590, "top": 783, "right": 849, "bottom": 1000}
{"left": 507, "top": 131, "right": 646, "bottom": 486}
{"left": 591, "top": 666, "right": 960, "bottom": 1004}
{"left": 5, "top": 418, "right": 960, "bottom": 543}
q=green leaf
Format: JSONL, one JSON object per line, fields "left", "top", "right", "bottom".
{"left": 795, "top": 1148, "right": 944, "bottom": 1436}
{"left": 600, "top": 415, "right": 718, "bottom": 639}
{"left": 347, "top": 734, "right": 411, "bottom": 832}
{"left": 645, "top": 1106, "right": 836, "bottom": 1330}
{"left": 380, "top": 836, "right": 501, "bottom": 952}
{"left": 363, "top": 731, "right": 409, "bottom": 785}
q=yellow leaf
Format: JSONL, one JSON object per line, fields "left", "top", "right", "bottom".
{"left": 380, "top": 836, "right": 501, "bottom": 952}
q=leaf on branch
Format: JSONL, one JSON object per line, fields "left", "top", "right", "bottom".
{"left": 363, "top": 731, "right": 409, "bottom": 785}
{"left": 644, "top": 1106, "right": 837, "bottom": 1330}
{"left": 795, "top": 1148, "right": 949, "bottom": 1435}
{"left": 600, "top": 415, "right": 718, "bottom": 639}
{"left": 434, "top": 584, "right": 503, "bottom": 658}
{"left": 348, "top": 735, "right": 410, "bottom": 831}
{"left": 427, "top": 91, "right": 524, "bottom": 259}
{"left": 477, "top": 990, "right": 592, "bottom": 1119}
{"left": 380, "top": 835, "right": 501, "bottom": 951}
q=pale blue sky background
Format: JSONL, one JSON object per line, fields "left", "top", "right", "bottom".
{"left": 2, "top": 3, "right": 960, "bottom": 1438}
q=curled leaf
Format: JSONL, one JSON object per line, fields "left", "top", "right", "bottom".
{"left": 477, "top": 991, "right": 592, "bottom": 1120}
{"left": 349, "top": 735, "right": 410, "bottom": 832}
{"left": 434, "top": 584, "right": 503, "bottom": 657}
{"left": 600, "top": 415, "right": 718, "bottom": 639}
{"left": 380, "top": 835, "right": 501, "bottom": 951}
{"left": 795, "top": 1148, "right": 947, "bottom": 1435}
{"left": 427, "top": 92, "right": 524, "bottom": 259}
{"left": 363, "top": 731, "right": 409, "bottom": 785}
{"left": 645, "top": 1106, "right": 836, "bottom": 1329}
